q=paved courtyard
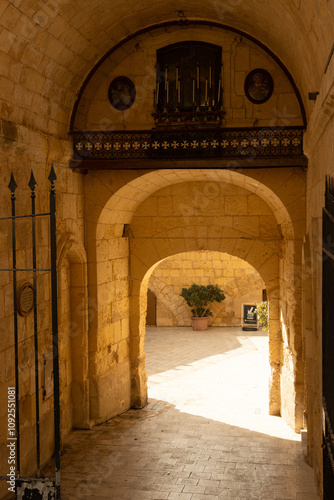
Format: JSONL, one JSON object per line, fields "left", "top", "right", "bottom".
{"left": 53, "top": 326, "right": 320, "bottom": 499}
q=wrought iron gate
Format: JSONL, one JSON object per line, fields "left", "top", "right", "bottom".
{"left": 323, "top": 175, "right": 334, "bottom": 499}
{"left": 0, "top": 166, "right": 61, "bottom": 499}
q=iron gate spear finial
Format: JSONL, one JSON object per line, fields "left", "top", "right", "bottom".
{"left": 48, "top": 163, "right": 57, "bottom": 187}
{"left": 28, "top": 170, "right": 37, "bottom": 192}
{"left": 8, "top": 172, "right": 17, "bottom": 194}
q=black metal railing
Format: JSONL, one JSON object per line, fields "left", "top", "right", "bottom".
{"left": 323, "top": 175, "right": 334, "bottom": 499}
{"left": 71, "top": 126, "right": 304, "bottom": 163}
{"left": 0, "top": 166, "right": 60, "bottom": 499}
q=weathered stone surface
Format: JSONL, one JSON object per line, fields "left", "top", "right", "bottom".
{"left": 0, "top": 3, "right": 333, "bottom": 495}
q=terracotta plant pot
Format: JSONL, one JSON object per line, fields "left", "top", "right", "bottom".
{"left": 191, "top": 316, "right": 209, "bottom": 331}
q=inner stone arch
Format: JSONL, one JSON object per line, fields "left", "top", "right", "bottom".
{"left": 147, "top": 251, "right": 266, "bottom": 328}
{"left": 133, "top": 241, "right": 279, "bottom": 412}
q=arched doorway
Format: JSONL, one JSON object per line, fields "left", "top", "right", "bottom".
{"left": 58, "top": 235, "right": 91, "bottom": 435}
{"left": 85, "top": 168, "right": 305, "bottom": 432}
{"left": 143, "top": 250, "right": 271, "bottom": 421}
{"left": 146, "top": 289, "right": 157, "bottom": 326}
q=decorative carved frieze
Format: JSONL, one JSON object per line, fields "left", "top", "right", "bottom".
{"left": 71, "top": 126, "right": 304, "bottom": 165}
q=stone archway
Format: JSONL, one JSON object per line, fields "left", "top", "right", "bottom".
{"left": 130, "top": 228, "right": 281, "bottom": 412}
{"left": 87, "top": 167, "right": 305, "bottom": 431}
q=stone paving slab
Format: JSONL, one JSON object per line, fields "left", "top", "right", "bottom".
{"left": 44, "top": 326, "right": 320, "bottom": 499}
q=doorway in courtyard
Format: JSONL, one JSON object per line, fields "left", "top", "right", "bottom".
{"left": 144, "top": 250, "right": 269, "bottom": 421}
{"left": 89, "top": 169, "right": 305, "bottom": 443}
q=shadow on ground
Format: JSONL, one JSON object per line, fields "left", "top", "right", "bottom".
{"left": 42, "top": 398, "right": 318, "bottom": 500}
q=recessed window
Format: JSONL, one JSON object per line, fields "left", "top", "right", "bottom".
{"left": 154, "top": 42, "right": 223, "bottom": 125}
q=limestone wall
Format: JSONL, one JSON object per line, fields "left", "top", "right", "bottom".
{"left": 1, "top": 4, "right": 332, "bottom": 497}
{"left": 0, "top": 121, "right": 135, "bottom": 496}
{"left": 148, "top": 251, "right": 264, "bottom": 327}
{"left": 0, "top": 120, "right": 85, "bottom": 496}
{"left": 0, "top": 0, "right": 333, "bottom": 140}
{"left": 87, "top": 234, "right": 131, "bottom": 424}
{"left": 301, "top": 54, "right": 334, "bottom": 490}
{"left": 0, "top": 131, "right": 310, "bottom": 497}
{"left": 74, "top": 25, "right": 303, "bottom": 131}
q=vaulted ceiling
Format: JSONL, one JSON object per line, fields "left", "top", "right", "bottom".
{"left": 1, "top": 0, "right": 333, "bottom": 136}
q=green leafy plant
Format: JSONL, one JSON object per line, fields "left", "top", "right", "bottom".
{"left": 255, "top": 301, "right": 269, "bottom": 331}
{"left": 180, "top": 284, "right": 226, "bottom": 317}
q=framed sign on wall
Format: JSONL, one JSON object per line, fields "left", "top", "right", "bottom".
{"left": 242, "top": 303, "right": 258, "bottom": 331}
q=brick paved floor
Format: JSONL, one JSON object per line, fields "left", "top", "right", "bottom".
{"left": 49, "top": 326, "right": 320, "bottom": 499}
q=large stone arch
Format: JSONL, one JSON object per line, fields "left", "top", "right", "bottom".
{"left": 70, "top": 21, "right": 306, "bottom": 131}
{"left": 86, "top": 167, "right": 305, "bottom": 431}
{"left": 0, "top": 2, "right": 334, "bottom": 494}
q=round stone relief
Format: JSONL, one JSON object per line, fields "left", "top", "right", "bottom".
{"left": 17, "top": 282, "right": 34, "bottom": 317}
{"left": 244, "top": 68, "right": 274, "bottom": 104}
{"left": 108, "top": 76, "right": 136, "bottom": 111}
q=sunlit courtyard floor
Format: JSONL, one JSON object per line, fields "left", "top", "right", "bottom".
{"left": 146, "top": 326, "right": 294, "bottom": 439}
{"left": 47, "top": 326, "right": 320, "bottom": 499}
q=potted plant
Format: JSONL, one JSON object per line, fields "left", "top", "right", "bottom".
{"left": 254, "top": 301, "right": 269, "bottom": 332}
{"left": 180, "top": 284, "right": 226, "bottom": 331}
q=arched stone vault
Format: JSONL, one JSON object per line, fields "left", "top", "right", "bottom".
{"left": 0, "top": 0, "right": 333, "bottom": 137}
{"left": 70, "top": 22, "right": 306, "bottom": 131}
{"left": 130, "top": 222, "right": 280, "bottom": 411}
